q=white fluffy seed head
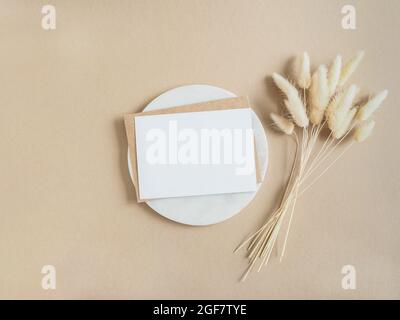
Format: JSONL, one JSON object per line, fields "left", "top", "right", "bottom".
{"left": 272, "top": 73, "right": 309, "bottom": 127}
{"left": 357, "top": 89, "right": 388, "bottom": 121}
{"left": 338, "top": 84, "right": 359, "bottom": 114}
{"left": 326, "top": 92, "right": 343, "bottom": 132}
{"left": 328, "top": 54, "right": 342, "bottom": 97}
{"left": 272, "top": 73, "right": 293, "bottom": 96}
{"left": 284, "top": 96, "right": 309, "bottom": 128}
{"left": 309, "top": 65, "right": 330, "bottom": 125}
{"left": 270, "top": 113, "right": 294, "bottom": 135}
{"left": 309, "top": 108, "right": 325, "bottom": 125}
{"left": 326, "top": 85, "right": 358, "bottom": 133}
{"left": 354, "top": 120, "right": 375, "bottom": 142}
{"left": 339, "top": 51, "right": 365, "bottom": 87}
{"left": 295, "top": 52, "right": 311, "bottom": 89}
{"left": 333, "top": 107, "right": 357, "bottom": 139}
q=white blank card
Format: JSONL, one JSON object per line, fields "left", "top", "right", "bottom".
{"left": 134, "top": 108, "right": 257, "bottom": 200}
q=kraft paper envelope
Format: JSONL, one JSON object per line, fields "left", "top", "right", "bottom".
{"left": 124, "top": 96, "right": 261, "bottom": 202}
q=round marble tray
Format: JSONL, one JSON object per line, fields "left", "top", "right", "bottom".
{"left": 128, "top": 84, "right": 268, "bottom": 226}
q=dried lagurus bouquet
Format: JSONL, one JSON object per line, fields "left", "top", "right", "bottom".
{"left": 235, "top": 51, "right": 388, "bottom": 281}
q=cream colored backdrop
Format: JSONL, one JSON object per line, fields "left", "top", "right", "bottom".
{"left": 0, "top": 0, "right": 399, "bottom": 299}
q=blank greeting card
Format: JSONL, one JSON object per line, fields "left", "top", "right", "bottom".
{"left": 133, "top": 107, "right": 257, "bottom": 200}
{"left": 124, "top": 97, "right": 261, "bottom": 202}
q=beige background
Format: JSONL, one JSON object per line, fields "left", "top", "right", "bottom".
{"left": 0, "top": 0, "right": 399, "bottom": 299}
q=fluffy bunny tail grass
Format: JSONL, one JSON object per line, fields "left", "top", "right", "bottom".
{"left": 339, "top": 50, "right": 364, "bottom": 87}
{"left": 309, "top": 65, "right": 329, "bottom": 125}
{"left": 309, "top": 107, "right": 325, "bottom": 125}
{"left": 326, "top": 93, "right": 343, "bottom": 132}
{"left": 272, "top": 73, "right": 309, "bottom": 127}
{"left": 328, "top": 54, "right": 342, "bottom": 97}
{"left": 354, "top": 120, "right": 375, "bottom": 142}
{"left": 326, "top": 85, "right": 358, "bottom": 133}
{"left": 357, "top": 89, "right": 388, "bottom": 121}
{"left": 284, "top": 97, "right": 309, "bottom": 128}
{"left": 295, "top": 52, "right": 311, "bottom": 89}
{"left": 333, "top": 107, "right": 357, "bottom": 139}
{"left": 272, "top": 72, "right": 293, "bottom": 96}
{"left": 270, "top": 113, "right": 294, "bottom": 135}
{"left": 337, "top": 84, "right": 359, "bottom": 114}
